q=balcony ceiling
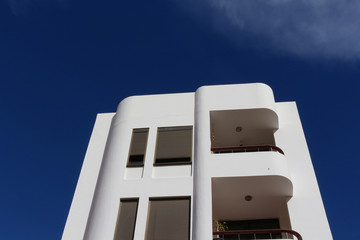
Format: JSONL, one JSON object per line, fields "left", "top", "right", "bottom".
{"left": 210, "top": 109, "right": 278, "bottom": 148}
{"left": 212, "top": 176, "right": 292, "bottom": 221}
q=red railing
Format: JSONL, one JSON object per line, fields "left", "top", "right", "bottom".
{"left": 211, "top": 145, "right": 284, "bottom": 155}
{"left": 213, "top": 229, "right": 302, "bottom": 240}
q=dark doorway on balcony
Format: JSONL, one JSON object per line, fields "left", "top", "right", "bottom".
{"left": 224, "top": 219, "right": 281, "bottom": 239}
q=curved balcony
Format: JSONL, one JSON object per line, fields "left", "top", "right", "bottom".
{"left": 209, "top": 149, "right": 290, "bottom": 182}
{"left": 213, "top": 229, "right": 302, "bottom": 240}
{"left": 211, "top": 145, "right": 284, "bottom": 155}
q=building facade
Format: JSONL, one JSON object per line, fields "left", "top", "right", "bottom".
{"left": 62, "top": 83, "right": 332, "bottom": 240}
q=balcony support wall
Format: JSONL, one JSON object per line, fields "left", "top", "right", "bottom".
{"left": 193, "top": 83, "right": 279, "bottom": 240}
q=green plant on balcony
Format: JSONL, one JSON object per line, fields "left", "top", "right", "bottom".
{"left": 213, "top": 219, "right": 229, "bottom": 232}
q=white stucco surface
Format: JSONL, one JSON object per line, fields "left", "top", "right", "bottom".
{"left": 275, "top": 102, "right": 332, "bottom": 240}
{"left": 62, "top": 113, "right": 114, "bottom": 240}
{"left": 63, "top": 83, "right": 332, "bottom": 240}
{"left": 83, "top": 93, "right": 195, "bottom": 240}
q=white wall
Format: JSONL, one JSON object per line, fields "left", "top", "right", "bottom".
{"left": 83, "top": 93, "right": 195, "bottom": 240}
{"left": 275, "top": 102, "right": 333, "bottom": 240}
{"left": 63, "top": 83, "right": 332, "bottom": 240}
{"left": 62, "top": 113, "right": 114, "bottom": 240}
{"left": 193, "top": 83, "right": 280, "bottom": 240}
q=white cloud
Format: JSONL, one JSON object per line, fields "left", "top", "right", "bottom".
{"left": 202, "top": 0, "right": 360, "bottom": 59}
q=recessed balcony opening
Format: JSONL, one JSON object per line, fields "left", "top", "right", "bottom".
{"left": 210, "top": 109, "right": 282, "bottom": 154}
{"left": 212, "top": 176, "right": 299, "bottom": 240}
{"left": 215, "top": 218, "right": 282, "bottom": 240}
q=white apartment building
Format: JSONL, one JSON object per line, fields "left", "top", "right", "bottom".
{"left": 62, "top": 83, "right": 332, "bottom": 240}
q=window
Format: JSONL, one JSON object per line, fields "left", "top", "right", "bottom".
{"left": 154, "top": 126, "right": 192, "bottom": 165}
{"left": 127, "top": 128, "right": 149, "bottom": 167}
{"left": 146, "top": 197, "right": 190, "bottom": 240}
{"left": 114, "top": 199, "right": 139, "bottom": 240}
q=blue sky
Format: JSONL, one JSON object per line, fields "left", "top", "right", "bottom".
{"left": 1, "top": 0, "right": 359, "bottom": 239}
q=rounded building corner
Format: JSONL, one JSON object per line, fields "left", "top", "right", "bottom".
{"left": 116, "top": 95, "right": 141, "bottom": 113}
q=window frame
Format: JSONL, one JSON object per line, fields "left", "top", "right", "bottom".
{"left": 127, "top": 128, "right": 149, "bottom": 167}
{"left": 153, "top": 126, "right": 193, "bottom": 166}
{"left": 113, "top": 198, "right": 139, "bottom": 240}
{"left": 145, "top": 196, "right": 191, "bottom": 240}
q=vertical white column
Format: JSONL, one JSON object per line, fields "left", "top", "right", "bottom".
{"left": 84, "top": 113, "right": 131, "bottom": 240}
{"left": 193, "top": 90, "right": 213, "bottom": 240}
{"left": 133, "top": 127, "right": 155, "bottom": 239}
{"left": 133, "top": 196, "right": 149, "bottom": 240}
{"left": 142, "top": 126, "right": 157, "bottom": 180}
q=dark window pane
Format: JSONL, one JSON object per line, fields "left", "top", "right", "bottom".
{"left": 146, "top": 198, "right": 190, "bottom": 240}
{"left": 114, "top": 199, "right": 139, "bottom": 240}
{"left": 128, "top": 129, "right": 149, "bottom": 166}
{"left": 155, "top": 126, "right": 192, "bottom": 165}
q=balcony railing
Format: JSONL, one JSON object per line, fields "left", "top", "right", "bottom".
{"left": 211, "top": 145, "right": 284, "bottom": 155}
{"left": 213, "top": 229, "right": 302, "bottom": 240}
